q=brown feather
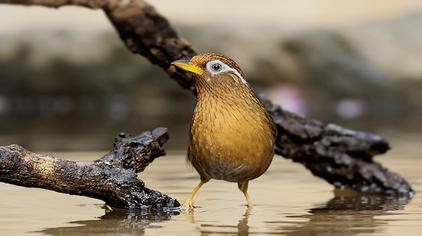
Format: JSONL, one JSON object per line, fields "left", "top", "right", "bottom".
{"left": 187, "top": 54, "right": 275, "bottom": 183}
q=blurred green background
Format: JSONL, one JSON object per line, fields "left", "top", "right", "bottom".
{"left": 0, "top": 0, "right": 422, "bottom": 151}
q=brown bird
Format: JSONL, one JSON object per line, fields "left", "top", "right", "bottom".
{"left": 172, "top": 53, "right": 276, "bottom": 209}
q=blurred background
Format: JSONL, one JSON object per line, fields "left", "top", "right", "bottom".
{"left": 1, "top": 0, "right": 422, "bottom": 151}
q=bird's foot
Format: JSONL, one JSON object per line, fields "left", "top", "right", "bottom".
{"left": 182, "top": 199, "right": 195, "bottom": 211}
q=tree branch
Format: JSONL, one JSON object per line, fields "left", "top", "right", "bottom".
{"left": 0, "top": 128, "right": 180, "bottom": 209}
{"left": 0, "top": 0, "right": 413, "bottom": 196}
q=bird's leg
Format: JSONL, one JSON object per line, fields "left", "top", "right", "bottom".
{"left": 238, "top": 181, "right": 253, "bottom": 208}
{"left": 183, "top": 178, "right": 208, "bottom": 209}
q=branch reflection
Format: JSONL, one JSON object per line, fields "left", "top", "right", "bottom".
{"left": 282, "top": 190, "right": 411, "bottom": 236}
{"left": 41, "top": 206, "right": 178, "bottom": 236}
{"left": 41, "top": 190, "right": 411, "bottom": 236}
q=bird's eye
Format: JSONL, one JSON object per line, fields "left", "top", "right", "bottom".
{"left": 211, "top": 63, "right": 222, "bottom": 72}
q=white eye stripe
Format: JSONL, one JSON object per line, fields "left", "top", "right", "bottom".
{"left": 228, "top": 67, "right": 247, "bottom": 84}
{"left": 206, "top": 60, "right": 247, "bottom": 84}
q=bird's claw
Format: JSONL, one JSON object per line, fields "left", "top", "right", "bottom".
{"left": 182, "top": 199, "right": 195, "bottom": 211}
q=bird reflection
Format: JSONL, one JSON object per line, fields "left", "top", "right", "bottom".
{"left": 237, "top": 208, "right": 250, "bottom": 236}
{"left": 41, "top": 191, "right": 411, "bottom": 236}
{"left": 184, "top": 207, "right": 251, "bottom": 236}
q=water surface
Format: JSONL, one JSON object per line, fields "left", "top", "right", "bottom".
{"left": 0, "top": 140, "right": 421, "bottom": 236}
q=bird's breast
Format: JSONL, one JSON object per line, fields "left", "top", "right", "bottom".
{"left": 188, "top": 95, "right": 275, "bottom": 182}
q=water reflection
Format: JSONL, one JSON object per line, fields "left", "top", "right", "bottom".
{"left": 41, "top": 206, "right": 178, "bottom": 236}
{"left": 281, "top": 190, "right": 411, "bottom": 236}
{"left": 41, "top": 191, "right": 411, "bottom": 236}
{"left": 185, "top": 207, "right": 251, "bottom": 236}
{"left": 189, "top": 190, "right": 411, "bottom": 235}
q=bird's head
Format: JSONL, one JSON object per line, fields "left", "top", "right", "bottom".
{"left": 171, "top": 53, "right": 247, "bottom": 93}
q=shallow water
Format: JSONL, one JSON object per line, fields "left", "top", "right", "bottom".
{"left": 0, "top": 139, "right": 421, "bottom": 236}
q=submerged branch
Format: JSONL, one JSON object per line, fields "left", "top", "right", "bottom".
{"left": 0, "top": 128, "right": 180, "bottom": 209}
{"left": 0, "top": 0, "right": 413, "bottom": 196}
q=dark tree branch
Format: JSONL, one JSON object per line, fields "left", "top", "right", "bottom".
{"left": 0, "top": 0, "right": 413, "bottom": 196}
{"left": 260, "top": 96, "right": 411, "bottom": 196}
{"left": 0, "top": 128, "right": 180, "bottom": 209}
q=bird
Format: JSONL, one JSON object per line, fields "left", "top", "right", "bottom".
{"left": 171, "top": 53, "right": 276, "bottom": 209}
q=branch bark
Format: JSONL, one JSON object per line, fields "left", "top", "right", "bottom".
{"left": 0, "top": 0, "right": 414, "bottom": 196}
{"left": 0, "top": 128, "right": 180, "bottom": 209}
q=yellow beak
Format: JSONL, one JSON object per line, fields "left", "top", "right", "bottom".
{"left": 171, "top": 59, "right": 203, "bottom": 75}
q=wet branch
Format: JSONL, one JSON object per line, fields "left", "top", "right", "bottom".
{"left": 0, "top": 0, "right": 413, "bottom": 196}
{"left": 0, "top": 128, "right": 180, "bottom": 209}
